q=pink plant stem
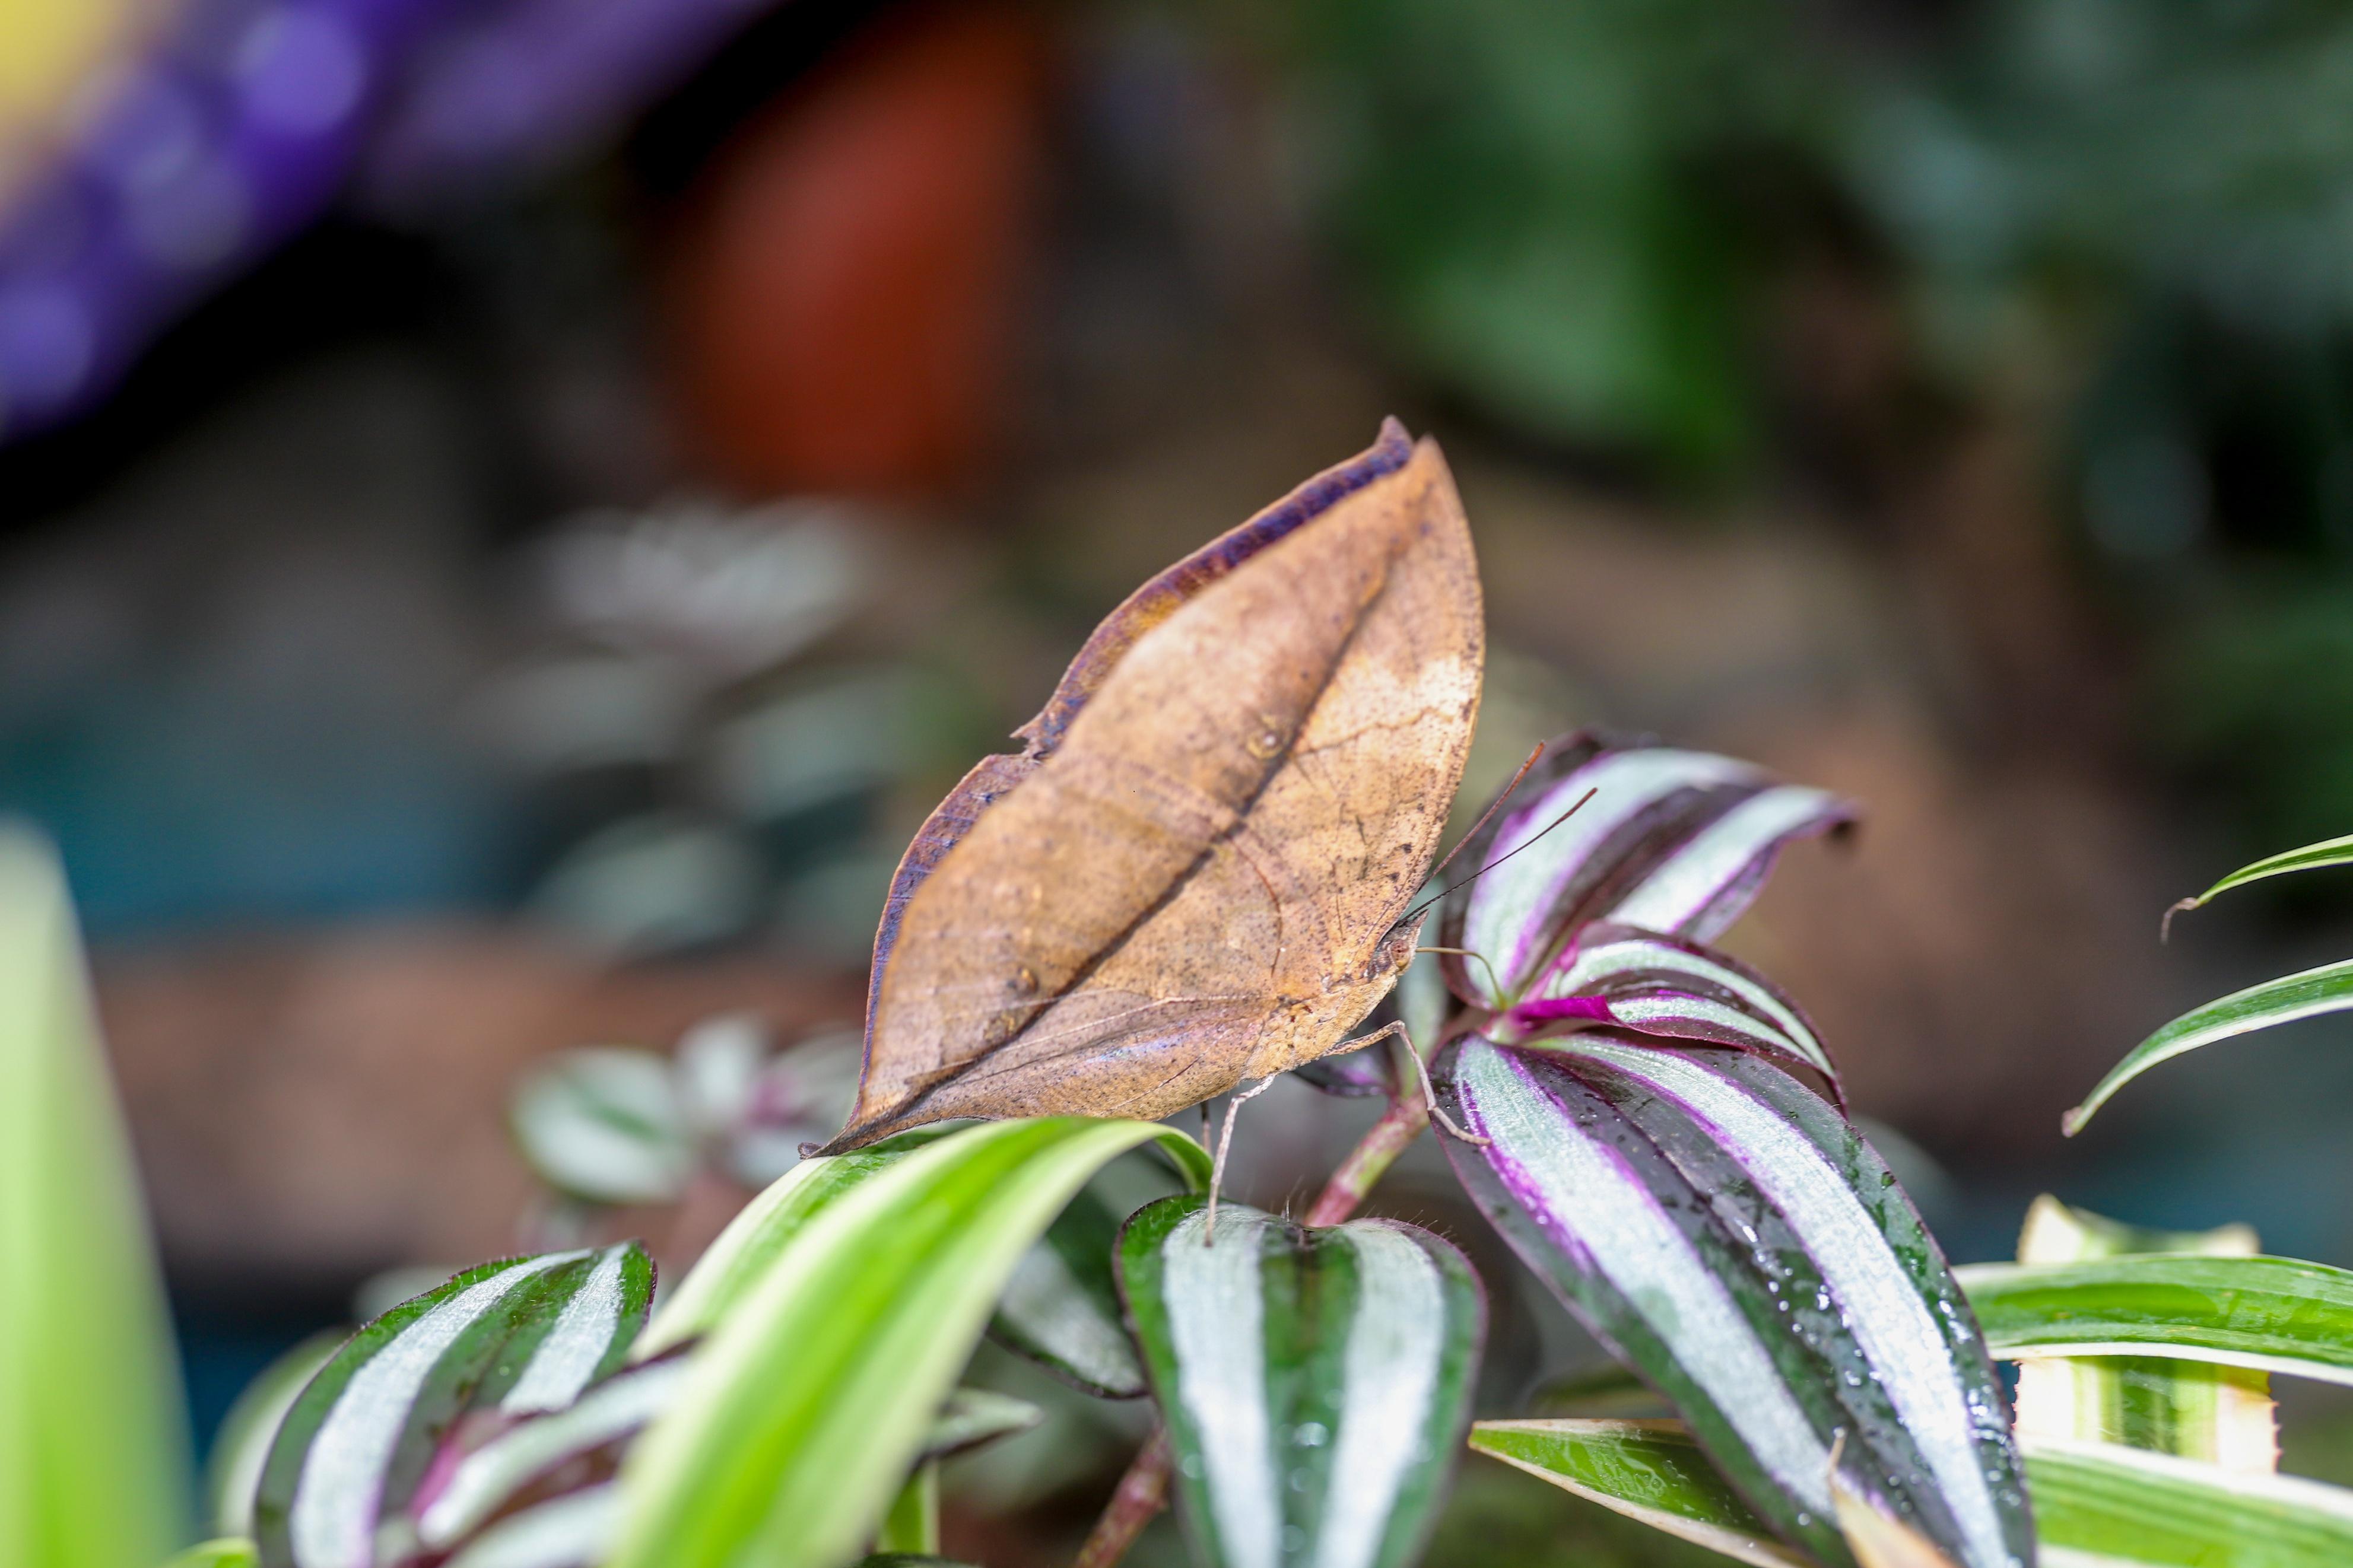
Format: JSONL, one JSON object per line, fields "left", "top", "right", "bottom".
{"left": 1306, "top": 1071, "right": 1432, "bottom": 1227}
{"left": 1070, "top": 1073, "right": 1432, "bottom": 1567}
{"left": 1071, "top": 1428, "right": 1172, "bottom": 1568}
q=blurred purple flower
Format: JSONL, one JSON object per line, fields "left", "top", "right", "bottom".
{"left": 0, "top": 0, "right": 785, "bottom": 443}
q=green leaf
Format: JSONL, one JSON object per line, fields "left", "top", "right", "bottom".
{"left": 874, "top": 1464, "right": 939, "bottom": 1555}
{"left": 609, "top": 1118, "right": 1208, "bottom": 1568}
{"left": 1119, "top": 1194, "right": 1485, "bottom": 1568}
{"left": 1959, "top": 1253, "right": 2353, "bottom": 1388}
{"left": 1475, "top": 1419, "right": 2353, "bottom": 1567}
{"left": 439, "top": 1485, "right": 616, "bottom": 1568}
{"left": 0, "top": 829, "right": 191, "bottom": 1568}
{"left": 255, "top": 1242, "right": 653, "bottom": 1568}
{"left": 633, "top": 1127, "right": 956, "bottom": 1359}
{"left": 1997, "top": 1195, "right": 2276, "bottom": 1472}
{"left": 511, "top": 1048, "right": 694, "bottom": 1206}
{"left": 919, "top": 1388, "right": 1043, "bottom": 1461}
{"left": 162, "top": 1542, "right": 261, "bottom": 1568}
{"left": 2027, "top": 1435, "right": 2353, "bottom": 1565}
{"left": 1468, "top": 1419, "right": 1802, "bottom": 1568}
{"left": 989, "top": 1184, "right": 1147, "bottom": 1398}
{"left": 208, "top": 1333, "right": 342, "bottom": 1535}
{"left": 2065, "top": 958, "right": 2353, "bottom": 1134}
{"left": 2166, "top": 832, "right": 2353, "bottom": 929}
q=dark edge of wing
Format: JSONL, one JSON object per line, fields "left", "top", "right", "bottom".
{"left": 851, "top": 419, "right": 1421, "bottom": 1093}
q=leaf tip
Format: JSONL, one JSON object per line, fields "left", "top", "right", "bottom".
{"left": 2160, "top": 896, "right": 2199, "bottom": 944}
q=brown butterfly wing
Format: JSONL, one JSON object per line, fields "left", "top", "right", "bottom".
{"left": 819, "top": 428, "right": 1481, "bottom": 1150}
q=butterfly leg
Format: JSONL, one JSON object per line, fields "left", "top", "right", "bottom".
{"left": 1342, "top": 1020, "right": 1491, "bottom": 1147}
{"left": 1205, "top": 1075, "right": 1279, "bottom": 1244}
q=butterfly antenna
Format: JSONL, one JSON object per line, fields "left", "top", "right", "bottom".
{"left": 1205, "top": 1076, "right": 1278, "bottom": 1245}
{"left": 1424, "top": 742, "right": 1546, "bottom": 886}
{"left": 1403, "top": 785, "right": 1599, "bottom": 927}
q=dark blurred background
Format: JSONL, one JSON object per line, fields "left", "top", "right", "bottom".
{"left": 10, "top": 0, "right": 2353, "bottom": 1559}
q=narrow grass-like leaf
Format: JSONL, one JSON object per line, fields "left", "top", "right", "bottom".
{"left": 0, "top": 829, "right": 190, "bottom": 1568}
{"left": 1506, "top": 923, "right": 1842, "bottom": 1104}
{"left": 2064, "top": 959, "right": 2353, "bottom": 1135}
{"left": 990, "top": 1184, "right": 1147, "bottom": 1397}
{"left": 1440, "top": 734, "right": 1854, "bottom": 1008}
{"left": 2025, "top": 1435, "right": 2353, "bottom": 1566}
{"left": 609, "top": 1118, "right": 1206, "bottom": 1568}
{"left": 209, "top": 1332, "right": 342, "bottom": 1535}
{"left": 2165, "top": 832, "right": 2353, "bottom": 931}
{"left": 635, "top": 1127, "right": 955, "bottom": 1357}
{"left": 1439, "top": 1033, "right": 2030, "bottom": 1568}
{"left": 1958, "top": 1254, "right": 2353, "bottom": 1388}
{"left": 2000, "top": 1197, "right": 2275, "bottom": 1473}
{"left": 255, "top": 1242, "right": 652, "bottom": 1568}
{"left": 164, "top": 1542, "right": 263, "bottom": 1568}
{"left": 1471, "top": 1418, "right": 1803, "bottom": 1568}
{"left": 1479, "top": 1419, "right": 2353, "bottom": 1568}
{"left": 1119, "top": 1195, "right": 1484, "bottom": 1568}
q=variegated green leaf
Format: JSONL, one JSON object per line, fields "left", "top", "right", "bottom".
{"left": 2164, "top": 832, "right": 2353, "bottom": 931}
{"left": 208, "top": 1332, "right": 342, "bottom": 1535}
{"left": 634, "top": 1127, "right": 955, "bottom": 1358}
{"left": 989, "top": 1184, "right": 1147, "bottom": 1398}
{"left": 609, "top": 1118, "right": 1209, "bottom": 1568}
{"left": 1439, "top": 1033, "right": 2031, "bottom": 1568}
{"left": 1477, "top": 1420, "right": 2353, "bottom": 1568}
{"left": 1995, "top": 1197, "right": 2275, "bottom": 1473}
{"left": 2065, "top": 958, "right": 2353, "bottom": 1134}
{"left": 920, "top": 1388, "right": 1044, "bottom": 1461}
{"left": 1960, "top": 1254, "right": 2353, "bottom": 1389}
{"left": 1118, "top": 1194, "right": 1485, "bottom": 1568}
{"left": 1468, "top": 1419, "right": 1802, "bottom": 1567}
{"left": 1439, "top": 733, "right": 1854, "bottom": 1009}
{"left": 0, "top": 831, "right": 191, "bottom": 1568}
{"left": 2027, "top": 1436, "right": 2353, "bottom": 1566}
{"left": 163, "top": 1542, "right": 263, "bottom": 1568}
{"left": 254, "top": 1242, "right": 653, "bottom": 1568}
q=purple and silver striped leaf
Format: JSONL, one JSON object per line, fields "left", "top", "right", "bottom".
{"left": 1503, "top": 923, "right": 1843, "bottom": 1106}
{"left": 1118, "top": 1195, "right": 1485, "bottom": 1568}
{"left": 253, "top": 1243, "right": 654, "bottom": 1568}
{"left": 1439, "top": 734, "right": 1855, "bottom": 1009}
{"left": 1438, "top": 1034, "right": 2031, "bottom": 1568}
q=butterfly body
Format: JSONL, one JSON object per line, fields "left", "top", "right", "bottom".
{"left": 819, "top": 424, "right": 1482, "bottom": 1152}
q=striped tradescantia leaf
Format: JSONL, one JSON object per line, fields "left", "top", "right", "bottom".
{"left": 254, "top": 1242, "right": 653, "bottom": 1568}
{"left": 1959, "top": 1254, "right": 2353, "bottom": 1388}
{"left": 1119, "top": 1195, "right": 1484, "bottom": 1568}
{"left": 1477, "top": 1420, "right": 2353, "bottom": 1567}
{"left": 1470, "top": 1418, "right": 1802, "bottom": 1568}
{"left": 989, "top": 1183, "right": 1148, "bottom": 1397}
{"left": 609, "top": 1117, "right": 1208, "bottom": 1568}
{"left": 209, "top": 1332, "right": 342, "bottom": 1534}
{"left": 1439, "top": 1033, "right": 2031, "bottom": 1568}
{"left": 1502, "top": 923, "right": 1842, "bottom": 1105}
{"left": 2164, "top": 831, "right": 2353, "bottom": 933}
{"left": 1439, "top": 733, "right": 1855, "bottom": 1009}
{"left": 2063, "top": 958, "right": 2353, "bottom": 1135}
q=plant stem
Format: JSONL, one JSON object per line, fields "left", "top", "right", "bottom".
{"left": 1306, "top": 1070, "right": 1431, "bottom": 1227}
{"left": 1071, "top": 1429, "right": 1171, "bottom": 1568}
{"left": 1070, "top": 1073, "right": 1433, "bottom": 1567}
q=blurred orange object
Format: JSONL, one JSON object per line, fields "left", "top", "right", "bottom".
{"left": 664, "top": 0, "right": 1050, "bottom": 498}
